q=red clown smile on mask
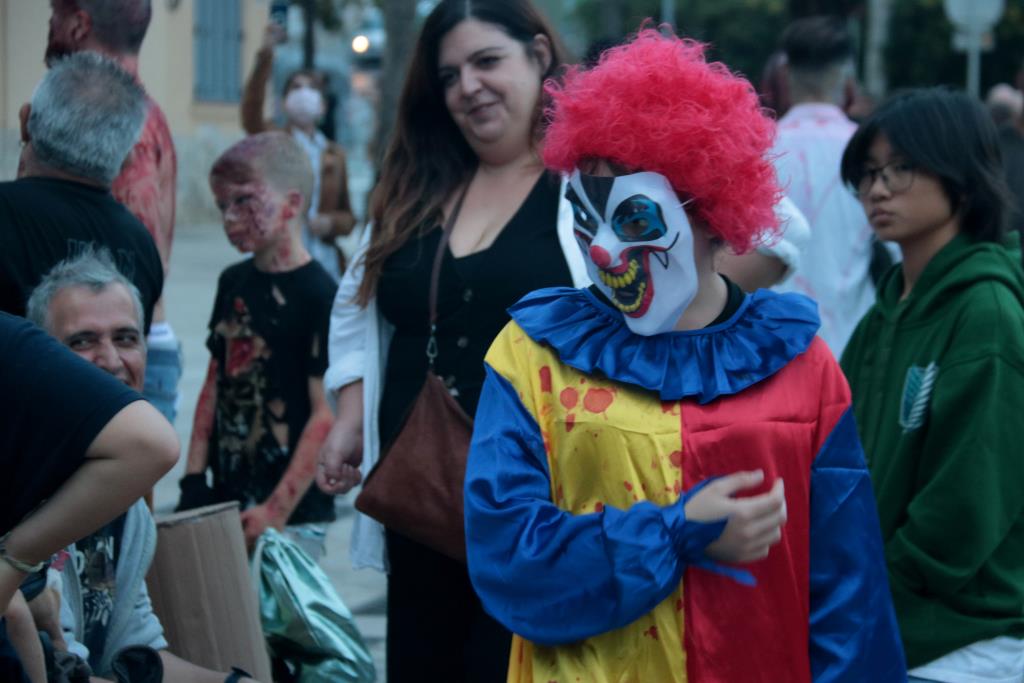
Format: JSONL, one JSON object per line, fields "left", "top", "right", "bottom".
{"left": 568, "top": 169, "right": 696, "bottom": 335}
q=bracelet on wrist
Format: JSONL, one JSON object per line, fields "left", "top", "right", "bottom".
{"left": 0, "top": 533, "right": 45, "bottom": 574}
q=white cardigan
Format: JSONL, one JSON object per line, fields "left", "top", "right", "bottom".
{"left": 325, "top": 179, "right": 590, "bottom": 571}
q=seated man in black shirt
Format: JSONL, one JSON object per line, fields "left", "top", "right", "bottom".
{"left": 0, "top": 51, "right": 162, "bottom": 332}
{"left": 24, "top": 250, "right": 258, "bottom": 683}
{"left": 0, "top": 312, "right": 179, "bottom": 679}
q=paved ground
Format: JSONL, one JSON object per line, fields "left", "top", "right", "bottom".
{"left": 151, "top": 221, "right": 388, "bottom": 681}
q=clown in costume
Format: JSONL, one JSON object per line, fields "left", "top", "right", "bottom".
{"left": 464, "top": 31, "right": 906, "bottom": 682}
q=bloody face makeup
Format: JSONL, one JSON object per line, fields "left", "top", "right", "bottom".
{"left": 210, "top": 172, "right": 289, "bottom": 254}
{"left": 568, "top": 169, "right": 698, "bottom": 336}
{"left": 45, "top": 1, "right": 80, "bottom": 67}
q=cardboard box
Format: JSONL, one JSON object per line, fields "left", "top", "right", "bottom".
{"left": 146, "top": 502, "right": 273, "bottom": 681}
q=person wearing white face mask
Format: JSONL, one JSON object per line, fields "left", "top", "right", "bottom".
{"left": 462, "top": 29, "right": 905, "bottom": 683}
{"left": 241, "top": 23, "right": 356, "bottom": 282}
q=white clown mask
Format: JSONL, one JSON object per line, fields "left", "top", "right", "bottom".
{"left": 568, "top": 169, "right": 697, "bottom": 336}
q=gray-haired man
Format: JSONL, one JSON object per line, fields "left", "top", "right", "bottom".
{"left": 0, "top": 51, "right": 162, "bottom": 333}
{"left": 26, "top": 250, "right": 257, "bottom": 683}
{"left": 46, "top": 0, "right": 182, "bottom": 426}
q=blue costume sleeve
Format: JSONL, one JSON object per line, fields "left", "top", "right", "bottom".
{"left": 809, "top": 408, "right": 907, "bottom": 682}
{"left": 465, "top": 365, "right": 729, "bottom": 646}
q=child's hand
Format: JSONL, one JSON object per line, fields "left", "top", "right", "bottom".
{"left": 317, "top": 416, "right": 363, "bottom": 495}
{"left": 240, "top": 505, "right": 284, "bottom": 549}
{"left": 684, "top": 470, "right": 786, "bottom": 564}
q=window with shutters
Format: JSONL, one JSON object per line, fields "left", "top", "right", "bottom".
{"left": 194, "top": 0, "right": 242, "bottom": 103}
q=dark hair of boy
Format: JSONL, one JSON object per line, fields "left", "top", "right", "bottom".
{"left": 781, "top": 15, "right": 853, "bottom": 70}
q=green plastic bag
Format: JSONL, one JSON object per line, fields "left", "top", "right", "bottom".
{"left": 251, "top": 529, "right": 376, "bottom": 683}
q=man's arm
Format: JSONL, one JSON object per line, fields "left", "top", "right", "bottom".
{"left": 0, "top": 400, "right": 178, "bottom": 613}
{"left": 318, "top": 149, "right": 357, "bottom": 239}
{"left": 111, "top": 104, "right": 177, "bottom": 276}
{"left": 240, "top": 377, "right": 334, "bottom": 545}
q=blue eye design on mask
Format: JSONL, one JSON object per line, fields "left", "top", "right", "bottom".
{"left": 612, "top": 195, "right": 667, "bottom": 242}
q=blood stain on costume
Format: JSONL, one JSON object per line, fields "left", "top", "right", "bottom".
{"left": 673, "top": 480, "right": 682, "bottom": 495}
{"left": 594, "top": 501, "right": 604, "bottom": 513}
{"left": 643, "top": 625, "right": 660, "bottom": 640}
{"left": 539, "top": 366, "right": 552, "bottom": 393}
{"left": 669, "top": 450, "right": 684, "bottom": 468}
{"left": 560, "top": 387, "right": 579, "bottom": 410}
{"left": 583, "top": 388, "right": 614, "bottom": 414}
{"left": 623, "top": 480, "right": 633, "bottom": 492}
{"left": 661, "top": 400, "right": 677, "bottom": 414}
{"left": 565, "top": 413, "right": 576, "bottom": 432}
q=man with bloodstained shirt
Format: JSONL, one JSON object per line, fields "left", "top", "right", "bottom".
{"left": 463, "top": 29, "right": 905, "bottom": 682}
{"left": 176, "top": 132, "right": 338, "bottom": 561}
{"left": 45, "top": 0, "right": 182, "bottom": 425}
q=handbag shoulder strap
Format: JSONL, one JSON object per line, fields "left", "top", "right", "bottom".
{"left": 426, "top": 182, "right": 470, "bottom": 367}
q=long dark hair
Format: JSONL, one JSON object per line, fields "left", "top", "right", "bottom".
{"left": 356, "top": 0, "right": 567, "bottom": 305}
{"left": 841, "top": 87, "right": 1010, "bottom": 243}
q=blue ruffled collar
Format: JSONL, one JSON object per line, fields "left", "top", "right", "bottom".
{"left": 508, "top": 287, "right": 820, "bottom": 403}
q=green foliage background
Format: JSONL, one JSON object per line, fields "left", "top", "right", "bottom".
{"left": 887, "top": 0, "right": 1024, "bottom": 92}
{"left": 573, "top": 0, "right": 1024, "bottom": 95}
{"left": 575, "top": 0, "right": 788, "bottom": 82}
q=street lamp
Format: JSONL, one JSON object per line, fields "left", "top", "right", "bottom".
{"left": 943, "top": 0, "right": 1004, "bottom": 99}
{"left": 661, "top": 0, "right": 675, "bottom": 29}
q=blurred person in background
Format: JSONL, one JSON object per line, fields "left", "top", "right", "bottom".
{"left": 768, "top": 16, "right": 877, "bottom": 357}
{"left": 316, "top": 1, "right": 589, "bottom": 680}
{"left": 759, "top": 49, "right": 791, "bottom": 117}
{"left": 986, "top": 83, "right": 1024, "bottom": 236}
{"left": 840, "top": 87, "right": 1024, "bottom": 682}
{"left": 45, "top": 0, "right": 182, "bottom": 425}
{"left": 242, "top": 22, "right": 357, "bottom": 282}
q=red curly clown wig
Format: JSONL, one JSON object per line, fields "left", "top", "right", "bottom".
{"left": 543, "top": 29, "right": 780, "bottom": 251}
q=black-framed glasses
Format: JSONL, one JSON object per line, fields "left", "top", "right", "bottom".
{"left": 855, "top": 161, "right": 916, "bottom": 198}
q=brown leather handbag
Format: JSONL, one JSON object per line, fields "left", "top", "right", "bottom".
{"left": 355, "top": 187, "right": 472, "bottom": 562}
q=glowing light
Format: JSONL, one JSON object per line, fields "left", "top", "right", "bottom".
{"left": 352, "top": 35, "right": 370, "bottom": 54}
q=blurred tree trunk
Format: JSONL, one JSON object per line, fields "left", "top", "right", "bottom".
{"left": 302, "top": 0, "right": 315, "bottom": 68}
{"left": 374, "top": 0, "right": 418, "bottom": 165}
{"left": 600, "top": 0, "right": 624, "bottom": 39}
{"left": 863, "top": 0, "right": 890, "bottom": 97}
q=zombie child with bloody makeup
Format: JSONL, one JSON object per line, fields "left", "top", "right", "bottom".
{"left": 176, "top": 132, "right": 337, "bottom": 559}
{"left": 464, "top": 30, "right": 906, "bottom": 682}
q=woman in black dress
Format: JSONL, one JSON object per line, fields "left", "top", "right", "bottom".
{"left": 317, "top": 1, "right": 588, "bottom": 680}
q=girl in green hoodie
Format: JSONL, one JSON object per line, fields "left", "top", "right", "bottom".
{"left": 840, "top": 88, "right": 1024, "bottom": 682}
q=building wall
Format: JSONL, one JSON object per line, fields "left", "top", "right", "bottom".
{"left": 0, "top": 0, "right": 271, "bottom": 223}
